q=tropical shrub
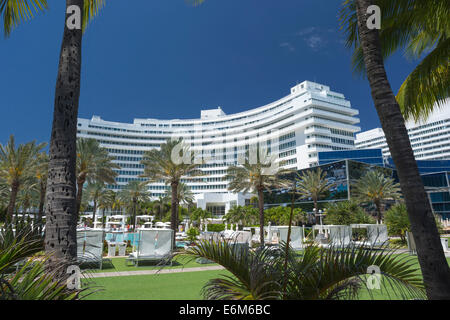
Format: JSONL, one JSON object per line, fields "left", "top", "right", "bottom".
{"left": 223, "top": 206, "right": 259, "bottom": 227}
{"left": 190, "top": 208, "right": 212, "bottom": 226}
{"left": 324, "top": 200, "right": 375, "bottom": 225}
{"left": 207, "top": 224, "right": 225, "bottom": 232}
{"left": 186, "top": 227, "right": 200, "bottom": 243}
{"left": 384, "top": 203, "right": 410, "bottom": 241}
{"left": 264, "top": 206, "right": 306, "bottom": 225}
{"left": 385, "top": 203, "right": 444, "bottom": 241}
{"left": 177, "top": 241, "right": 425, "bottom": 300}
{"left": 0, "top": 227, "right": 89, "bottom": 300}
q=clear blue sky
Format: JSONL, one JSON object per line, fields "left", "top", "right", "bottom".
{"left": 0, "top": 0, "right": 417, "bottom": 146}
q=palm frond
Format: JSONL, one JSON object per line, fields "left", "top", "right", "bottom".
{"left": 82, "top": 0, "right": 105, "bottom": 32}
{"left": 0, "top": 0, "right": 48, "bottom": 37}
{"left": 396, "top": 37, "right": 450, "bottom": 121}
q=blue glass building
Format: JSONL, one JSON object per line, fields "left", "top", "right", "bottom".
{"left": 318, "top": 149, "right": 384, "bottom": 166}
{"left": 316, "top": 149, "right": 450, "bottom": 219}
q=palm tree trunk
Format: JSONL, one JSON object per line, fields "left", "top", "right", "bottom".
{"left": 92, "top": 199, "right": 97, "bottom": 228}
{"left": 45, "top": 0, "right": 84, "bottom": 269}
{"left": 102, "top": 208, "right": 106, "bottom": 229}
{"left": 7, "top": 180, "right": 19, "bottom": 221}
{"left": 258, "top": 188, "right": 265, "bottom": 245}
{"left": 374, "top": 200, "right": 382, "bottom": 224}
{"left": 170, "top": 181, "right": 179, "bottom": 248}
{"left": 313, "top": 197, "right": 318, "bottom": 224}
{"left": 355, "top": 0, "right": 450, "bottom": 299}
{"left": 133, "top": 199, "right": 137, "bottom": 231}
{"left": 283, "top": 185, "right": 296, "bottom": 298}
{"left": 37, "top": 180, "right": 46, "bottom": 232}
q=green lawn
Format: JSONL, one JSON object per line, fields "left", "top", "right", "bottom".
{"left": 92, "top": 255, "right": 217, "bottom": 273}
{"left": 84, "top": 269, "right": 230, "bottom": 300}
{"left": 83, "top": 254, "right": 450, "bottom": 300}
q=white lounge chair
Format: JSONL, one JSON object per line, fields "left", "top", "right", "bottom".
{"left": 77, "top": 229, "right": 105, "bottom": 269}
{"left": 277, "top": 226, "right": 304, "bottom": 251}
{"left": 126, "top": 229, "right": 174, "bottom": 266}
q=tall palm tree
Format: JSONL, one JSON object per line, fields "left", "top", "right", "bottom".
{"left": 41, "top": 0, "right": 104, "bottom": 267}
{"left": 225, "top": 155, "right": 291, "bottom": 245}
{"left": 353, "top": 171, "right": 401, "bottom": 223}
{"left": 141, "top": 139, "right": 202, "bottom": 246}
{"left": 0, "top": 135, "right": 45, "bottom": 220}
{"left": 296, "top": 167, "right": 334, "bottom": 222}
{"left": 340, "top": 0, "right": 449, "bottom": 121}
{"left": 340, "top": 0, "right": 450, "bottom": 299}
{"left": 83, "top": 182, "right": 106, "bottom": 227}
{"left": 165, "top": 182, "right": 195, "bottom": 208}
{"left": 97, "top": 189, "right": 115, "bottom": 229}
{"left": 16, "top": 182, "right": 39, "bottom": 215}
{"left": 75, "top": 138, "right": 119, "bottom": 217}
{"left": 118, "top": 180, "right": 150, "bottom": 231}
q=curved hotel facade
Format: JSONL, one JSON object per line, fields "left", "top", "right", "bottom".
{"left": 355, "top": 100, "right": 450, "bottom": 160}
{"left": 77, "top": 81, "right": 360, "bottom": 215}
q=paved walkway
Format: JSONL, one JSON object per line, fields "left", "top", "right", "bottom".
{"left": 91, "top": 265, "right": 225, "bottom": 278}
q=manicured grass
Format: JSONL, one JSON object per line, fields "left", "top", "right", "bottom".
{"left": 91, "top": 255, "right": 217, "bottom": 273}
{"left": 84, "top": 269, "right": 230, "bottom": 300}
{"left": 357, "top": 254, "right": 450, "bottom": 300}
{"left": 83, "top": 253, "right": 450, "bottom": 300}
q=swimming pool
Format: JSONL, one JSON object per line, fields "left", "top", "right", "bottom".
{"left": 106, "top": 232, "right": 187, "bottom": 249}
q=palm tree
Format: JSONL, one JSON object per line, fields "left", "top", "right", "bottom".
{"left": 97, "top": 189, "right": 115, "bottom": 229}
{"left": 225, "top": 155, "right": 291, "bottom": 245}
{"left": 353, "top": 171, "right": 401, "bottom": 223}
{"left": 165, "top": 182, "right": 195, "bottom": 208}
{"left": 22, "top": 0, "right": 104, "bottom": 267}
{"left": 141, "top": 139, "right": 202, "bottom": 246}
{"left": 16, "top": 183, "right": 39, "bottom": 216}
{"left": 75, "top": 138, "right": 119, "bottom": 217}
{"left": 190, "top": 207, "right": 212, "bottom": 230}
{"left": 340, "top": 0, "right": 450, "bottom": 299}
{"left": 340, "top": 0, "right": 449, "bottom": 121}
{"left": 0, "top": 135, "right": 45, "bottom": 220}
{"left": 83, "top": 182, "right": 107, "bottom": 227}
{"left": 223, "top": 205, "right": 246, "bottom": 228}
{"left": 152, "top": 196, "right": 170, "bottom": 220}
{"left": 296, "top": 167, "right": 334, "bottom": 222}
{"left": 0, "top": 0, "right": 48, "bottom": 37}
{"left": 118, "top": 180, "right": 150, "bottom": 231}
{"left": 178, "top": 241, "right": 425, "bottom": 300}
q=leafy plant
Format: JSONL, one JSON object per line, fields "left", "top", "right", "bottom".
{"left": 324, "top": 200, "right": 375, "bottom": 226}
{"left": 353, "top": 171, "right": 401, "bottom": 223}
{"left": 207, "top": 224, "right": 225, "bottom": 232}
{"left": 385, "top": 203, "right": 410, "bottom": 241}
{"left": 186, "top": 227, "right": 200, "bottom": 243}
{"left": 177, "top": 240, "right": 426, "bottom": 300}
{"left": 264, "top": 206, "right": 305, "bottom": 226}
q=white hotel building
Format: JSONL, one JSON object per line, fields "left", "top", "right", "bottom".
{"left": 355, "top": 100, "right": 450, "bottom": 160}
{"left": 77, "top": 81, "right": 360, "bottom": 214}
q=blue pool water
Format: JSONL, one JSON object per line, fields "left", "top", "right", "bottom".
{"left": 106, "top": 232, "right": 186, "bottom": 248}
{"left": 105, "top": 232, "right": 140, "bottom": 246}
